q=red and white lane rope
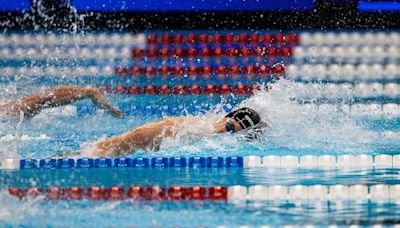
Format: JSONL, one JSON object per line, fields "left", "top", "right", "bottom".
{"left": 229, "top": 184, "right": 400, "bottom": 201}
{"left": 287, "top": 64, "right": 400, "bottom": 81}
{"left": 105, "top": 84, "right": 271, "bottom": 95}
{"left": 6, "top": 184, "right": 400, "bottom": 201}
{"left": 8, "top": 186, "right": 227, "bottom": 201}
{"left": 0, "top": 33, "right": 145, "bottom": 46}
{"left": 131, "top": 46, "right": 293, "bottom": 58}
{"left": 115, "top": 64, "right": 286, "bottom": 77}
{"left": 293, "top": 45, "right": 400, "bottom": 63}
{"left": 0, "top": 47, "right": 133, "bottom": 60}
{"left": 300, "top": 32, "right": 400, "bottom": 46}
{"left": 146, "top": 33, "right": 299, "bottom": 45}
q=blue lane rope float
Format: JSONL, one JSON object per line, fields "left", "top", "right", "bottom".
{"left": 4, "top": 156, "right": 243, "bottom": 170}
{"left": 1, "top": 154, "right": 399, "bottom": 170}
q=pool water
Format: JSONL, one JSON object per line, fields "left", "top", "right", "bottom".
{"left": 0, "top": 31, "right": 400, "bottom": 227}
{"left": 2, "top": 167, "right": 400, "bottom": 226}
{"left": 2, "top": 90, "right": 399, "bottom": 157}
{"left": 0, "top": 85, "right": 399, "bottom": 227}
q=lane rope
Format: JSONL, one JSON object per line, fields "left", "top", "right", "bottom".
{"left": 8, "top": 103, "right": 398, "bottom": 117}
{"left": 114, "top": 64, "right": 286, "bottom": 77}
{"left": 131, "top": 46, "right": 293, "bottom": 58}
{"left": 105, "top": 83, "right": 270, "bottom": 95}
{"left": 145, "top": 32, "right": 299, "bottom": 44}
{"left": 1, "top": 154, "right": 400, "bottom": 170}
{"left": 7, "top": 186, "right": 227, "bottom": 201}
{"left": 0, "top": 33, "right": 145, "bottom": 46}
{"left": 6, "top": 184, "right": 400, "bottom": 201}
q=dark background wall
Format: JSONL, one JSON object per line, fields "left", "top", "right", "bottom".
{"left": 0, "top": 0, "right": 399, "bottom": 31}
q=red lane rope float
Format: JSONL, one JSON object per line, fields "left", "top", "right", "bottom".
{"left": 8, "top": 186, "right": 227, "bottom": 201}
{"left": 146, "top": 33, "right": 299, "bottom": 45}
{"left": 106, "top": 83, "right": 272, "bottom": 95}
{"left": 131, "top": 46, "right": 292, "bottom": 58}
{"left": 115, "top": 64, "right": 286, "bottom": 78}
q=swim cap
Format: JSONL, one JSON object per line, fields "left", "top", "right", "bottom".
{"left": 225, "top": 107, "right": 261, "bottom": 130}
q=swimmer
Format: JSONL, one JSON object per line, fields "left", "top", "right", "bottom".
{"left": 67, "top": 107, "right": 262, "bottom": 158}
{"left": 0, "top": 86, "right": 124, "bottom": 119}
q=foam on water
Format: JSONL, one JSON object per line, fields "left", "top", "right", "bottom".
{"left": 0, "top": 190, "right": 40, "bottom": 224}
{"left": 0, "top": 111, "right": 27, "bottom": 158}
{"left": 160, "top": 79, "right": 399, "bottom": 155}
{"left": 240, "top": 79, "right": 399, "bottom": 153}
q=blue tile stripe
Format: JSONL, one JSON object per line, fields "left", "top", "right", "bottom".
{"left": 16, "top": 156, "right": 243, "bottom": 169}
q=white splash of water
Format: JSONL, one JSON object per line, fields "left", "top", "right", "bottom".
{"left": 0, "top": 190, "right": 42, "bottom": 224}
{"left": 239, "top": 79, "right": 399, "bottom": 153}
{"left": 160, "top": 79, "right": 399, "bottom": 155}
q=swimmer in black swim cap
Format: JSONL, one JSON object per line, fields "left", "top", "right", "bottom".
{"left": 59, "top": 107, "right": 264, "bottom": 158}
{"left": 224, "top": 107, "right": 261, "bottom": 132}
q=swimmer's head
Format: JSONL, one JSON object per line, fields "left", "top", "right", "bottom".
{"left": 225, "top": 107, "right": 261, "bottom": 132}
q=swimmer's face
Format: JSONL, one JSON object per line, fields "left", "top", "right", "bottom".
{"left": 225, "top": 117, "right": 243, "bottom": 133}
{"left": 213, "top": 117, "right": 244, "bottom": 134}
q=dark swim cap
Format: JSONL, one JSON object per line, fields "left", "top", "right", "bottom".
{"left": 225, "top": 107, "right": 261, "bottom": 130}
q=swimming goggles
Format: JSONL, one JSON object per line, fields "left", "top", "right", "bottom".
{"left": 225, "top": 119, "right": 235, "bottom": 133}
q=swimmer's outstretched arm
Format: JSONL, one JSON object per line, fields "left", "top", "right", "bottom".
{"left": 57, "top": 116, "right": 229, "bottom": 158}
{"left": 90, "top": 116, "right": 228, "bottom": 157}
{"left": 1, "top": 86, "right": 124, "bottom": 118}
{"left": 92, "top": 117, "right": 181, "bottom": 157}
{"left": 55, "top": 126, "right": 161, "bottom": 158}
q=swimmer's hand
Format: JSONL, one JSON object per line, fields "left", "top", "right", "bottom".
{"left": 108, "top": 106, "right": 125, "bottom": 118}
{"left": 85, "top": 87, "right": 125, "bottom": 118}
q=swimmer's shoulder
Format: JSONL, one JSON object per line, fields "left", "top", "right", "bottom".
{"left": 161, "top": 115, "right": 201, "bottom": 124}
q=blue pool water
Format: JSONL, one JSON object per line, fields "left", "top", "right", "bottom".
{"left": 1, "top": 31, "right": 400, "bottom": 227}
{"left": 1, "top": 82, "right": 399, "bottom": 226}
{"left": 2, "top": 167, "right": 400, "bottom": 226}
{"left": 2, "top": 88, "right": 400, "bottom": 158}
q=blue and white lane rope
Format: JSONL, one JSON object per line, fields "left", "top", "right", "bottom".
{"left": 38, "top": 103, "right": 400, "bottom": 117}
{"left": 1, "top": 154, "right": 399, "bottom": 170}
{"left": 0, "top": 156, "right": 242, "bottom": 169}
